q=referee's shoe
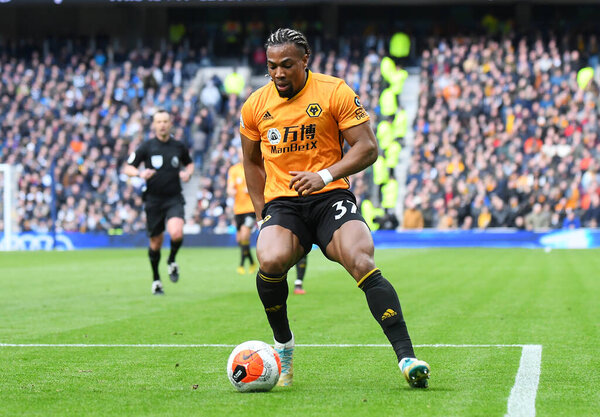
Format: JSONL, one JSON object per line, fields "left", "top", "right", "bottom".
{"left": 152, "top": 280, "right": 165, "bottom": 295}
{"left": 168, "top": 262, "right": 179, "bottom": 283}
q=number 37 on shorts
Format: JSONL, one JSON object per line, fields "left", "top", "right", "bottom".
{"left": 331, "top": 199, "right": 358, "bottom": 220}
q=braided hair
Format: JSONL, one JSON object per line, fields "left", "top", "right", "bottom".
{"left": 264, "top": 28, "right": 311, "bottom": 59}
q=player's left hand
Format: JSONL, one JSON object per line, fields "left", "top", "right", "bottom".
{"left": 180, "top": 171, "right": 191, "bottom": 182}
{"left": 289, "top": 171, "right": 326, "bottom": 197}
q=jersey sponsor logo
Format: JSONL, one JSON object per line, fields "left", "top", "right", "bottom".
{"left": 267, "top": 128, "right": 282, "bottom": 145}
{"left": 269, "top": 123, "right": 318, "bottom": 154}
{"left": 171, "top": 156, "right": 179, "bottom": 168}
{"left": 355, "top": 107, "right": 368, "bottom": 120}
{"left": 270, "top": 141, "right": 317, "bottom": 154}
{"left": 263, "top": 110, "right": 273, "bottom": 120}
{"left": 354, "top": 96, "right": 361, "bottom": 107}
{"left": 281, "top": 124, "right": 316, "bottom": 142}
{"left": 239, "top": 114, "right": 245, "bottom": 129}
{"left": 127, "top": 152, "right": 136, "bottom": 164}
{"left": 306, "top": 103, "right": 322, "bottom": 118}
{"left": 151, "top": 155, "right": 163, "bottom": 169}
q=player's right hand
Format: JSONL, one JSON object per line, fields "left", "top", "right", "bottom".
{"left": 289, "top": 171, "right": 325, "bottom": 197}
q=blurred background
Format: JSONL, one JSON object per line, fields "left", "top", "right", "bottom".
{"left": 1, "top": 0, "right": 599, "bottom": 250}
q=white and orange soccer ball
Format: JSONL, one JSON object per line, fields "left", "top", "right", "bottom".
{"left": 227, "top": 340, "right": 281, "bottom": 392}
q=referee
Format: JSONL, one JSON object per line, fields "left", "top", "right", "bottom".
{"left": 124, "top": 109, "right": 194, "bottom": 295}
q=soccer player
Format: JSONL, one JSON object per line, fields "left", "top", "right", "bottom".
{"left": 227, "top": 148, "right": 257, "bottom": 275}
{"left": 293, "top": 255, "right": 307, "bottom": 295}
{"left": 124, "top": 109, "right": 194, "bottom": 295}
{"left": 240, "top": 28, "right": 430, "bottom": 388}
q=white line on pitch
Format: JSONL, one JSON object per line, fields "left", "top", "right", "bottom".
{"left": 0, "top": 341, "right": 542, "bottom": 416}
{"left": 505, "top": 344, "right": 542, "bottom": 417}
{"left": 0, "top": 343, "right": 529, "bottom": 348}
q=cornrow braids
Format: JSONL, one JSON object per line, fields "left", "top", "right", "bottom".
{"left": 264, "top": 28, "right": 311, "bottom": 59}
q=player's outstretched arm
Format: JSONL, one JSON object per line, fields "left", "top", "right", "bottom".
{"left": 241, "top": 134, "right": 266, "bottom": 219}
{"left": 289, "top": 121, "right": 378, "bottom": 196}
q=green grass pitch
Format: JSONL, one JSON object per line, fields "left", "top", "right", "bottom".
{"left": 0, "top": 247, "right": 598, "bottom": 416}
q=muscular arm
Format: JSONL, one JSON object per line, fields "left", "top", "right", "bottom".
{"left": 289, "top": 121, "right": 378, "bottom": 195}
{"left": 241, "top": 134, "right": 266, "bottom": 219}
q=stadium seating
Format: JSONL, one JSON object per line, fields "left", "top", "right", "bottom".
{"left": 405, "top": 34, "right": 600, "bottom": 229}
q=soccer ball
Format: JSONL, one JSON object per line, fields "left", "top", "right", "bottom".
{"left": 227, "top": 340, "right": 281, "bottom": 392}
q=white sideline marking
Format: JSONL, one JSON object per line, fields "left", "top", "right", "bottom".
{"left": 505, "top": 344, "right": 542, "bottom": 417}
{"left": 0, "top": 343, "right": 530, "bottom": 348}
{"left": 0, "top": 342, "right": 541, "bottom": 416}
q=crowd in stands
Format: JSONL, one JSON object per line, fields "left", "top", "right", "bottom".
{"left": 0, "top": 27, "right": 387, "bottom": 235}
{"left": 0, "top": 42, "right": 214, "bottom": 233}
{"left": 403, "top": 33, "right": 600, "bottom": 230}
{"left": 2, "top": 26, "right": 600, "bottom": 235}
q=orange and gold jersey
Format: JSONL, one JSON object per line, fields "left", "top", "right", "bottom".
{"left": 240, "top": 70, "right": 370, "bottom": 203}
{"left": 227, "top": 162, "right": 254, "bottom": 215}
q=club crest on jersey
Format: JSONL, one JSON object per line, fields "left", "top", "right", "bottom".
{"left": 171, "top": 156, "right": 179, "bottom": 168}
{"left": 151, "top": 155, "right": 163, "bottom": 169}
{"left": 306, "top": 103, "right": 322, "bottom": 118}
{"left": 267, "top": 128, "right": 282, "bottom": 145}
{"left": 354, "top": 96, "right": 362, "bottom": 107}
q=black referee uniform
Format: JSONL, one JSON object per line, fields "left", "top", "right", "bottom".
{"left": 127, "top": 135, "right": 193, "bottom": 292}
{"left": 128, "top": 136, "right": 192, "bottom": 236}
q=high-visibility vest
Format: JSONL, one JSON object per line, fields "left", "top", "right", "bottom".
{"left": 377, "top": 120, "right": 394, "bottom": 150}
{"left": 577, "top": 67, "right": 594, "bottom": 90}
{"left": 380, "top": 56, "right": 396, "bottom": 83}
{"left": 361, "top": 199, "right": 384, "bottom": 231}
{"left": 379, "top": 88, "right": 398, "bottom": 116}
{"left": 385, "top": 141, "right": 402, "bottom": 168}
{"left": 392, "top": 109, "right": 407, "bottom": 138}
{"left": 373, "top": 157, "right": 389, "bottom": 185}
{"left": 381, "top": 179, "right": 399, "bottom": 209}
{"left": 224, "top": 72, "right": 245, "bottom": 96}
{"left": 389, "top": 68, "right": 408, "bottom": 95}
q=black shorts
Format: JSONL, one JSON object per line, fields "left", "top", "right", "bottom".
{"left": 144, "top": 194, "right": 185, "bottom": 237}
{"left": 235, "top": 212, "right": 256, "bottom": 231}
{"left": 260, "top": 189, "right": 368, "bottom": 256}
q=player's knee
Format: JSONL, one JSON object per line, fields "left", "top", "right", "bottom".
{"left": 349, "top": 252, "right": 376, "bottom": 280}
{"left": 257, "top": 249, "right": 293, "bottom": 275}
{"left": 258, "top": 257, "right": 289, "bottom": 275}
{"left": 170, "top": 230, "right": 183, "bottom": 241}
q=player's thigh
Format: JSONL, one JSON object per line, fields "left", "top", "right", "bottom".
{"left": 325, "top": 220, "right": 376, "bottom": 282}
{"left": 166, "top": 216, "right": 184, "bottom": 238}
{"left": 165, "top": 199, "right": 185, "bottom": 238}
{"left": 239, "top": 225, "right": 252, "bottom": 242}
{"left": 256, "top": 225, "right": 305, "bottom": 274}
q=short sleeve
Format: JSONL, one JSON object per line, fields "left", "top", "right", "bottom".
{"left": 239, "top": 99, "right": 261, "bottom": 141}
{"left": 127, "top": 142, "right": 147, "bottom": 167}
{"left": 331, "top": 82, "right": 370, "bottom": 132}
{"left": 180, "top": 143, "right": 193, "bottom": 166}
